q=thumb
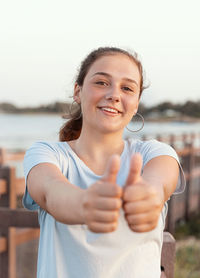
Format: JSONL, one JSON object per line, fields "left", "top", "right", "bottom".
{"left": 125, "top": 153, "right": 143, "bottom": 186}
{"left": 101, "top": 155, "right": 120, "bottom": 183}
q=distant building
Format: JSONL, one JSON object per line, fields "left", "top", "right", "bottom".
{"left": 146, "top": 109, "right": 181, "bottom": 120}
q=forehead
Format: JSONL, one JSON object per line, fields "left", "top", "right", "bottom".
{"left": 86, "top": 54, "right": 141, "bottom": 81}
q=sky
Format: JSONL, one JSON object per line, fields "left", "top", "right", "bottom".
{"left": 0, "top": 0, "right": 200, "bottom": 107}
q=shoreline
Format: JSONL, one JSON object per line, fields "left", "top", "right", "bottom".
{"left": 1, "top": 112, "right": 200, "bottom": 123}
{"left": 145, "top": 117, "right": 200, "bottom": 123}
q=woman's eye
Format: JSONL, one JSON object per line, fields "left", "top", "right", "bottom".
{"left": 95, "top": 81, "right": 108, "bottom": 86}
{"left": 122, "top": 86, "right": 134, "bottom": 93}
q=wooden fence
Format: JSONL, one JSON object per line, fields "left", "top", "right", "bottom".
{"left": 0, "top": 132, "right": 200, "bottom": 278}
{"left": 0, "top": 150, "right": 39, "bottom": 278}
{"left": 141, "top": 133, "right": 200, "bottom": 234}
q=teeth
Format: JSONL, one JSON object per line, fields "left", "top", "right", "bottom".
{"left": 101, "top": 107, "right": 118, "bottom": 113}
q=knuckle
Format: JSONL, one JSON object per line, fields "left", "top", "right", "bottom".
{"left": 117, "top": 198, "right": 122, "bottom": 209}
{"left": 82, "top": 199, "right": 90, "bottom": 210}
{"left": 155, "top": 210, "right": 160, "bottom": 220}
{"left": 111, "top": 185, "right": 121, "bottom": 196}
{"left": 154, "top": 199, "right": 162, "bottom": 210}
{"left": 83, "top": 191, "right": 95, "bottom": 209}
{"left": 123, "top": 188, "right": 130, "bottom": 201}
{"left": 111, "top": 198, "right": 120, "bottom": 209}
{"left": 150, "top": 213, "right": 159, "bottom": 223}
{"left": 124, "top": 202, "right": 132, "bottom": 214}
{"left": 110, "top": 222, "right": 118, "bottom": 231}
{"left": 151, "top": 222, "right": 157, "bottom": 230}
{"left": 88, "top": 222, "right": 96, "bottom": 232}
{"left": 126, "top": 214, "right": 134, "bottom": 225}
{"left": 123, "top": 202, "right": 128, "bottom": 212}
{"left": 130, "top": 224, "right": 137, "bottom": 232}
{"left": 112, "top": 211, "right": 119, "bottom": 221}
{"left": 85, "top": 211, "right": 94, "bottom": 224}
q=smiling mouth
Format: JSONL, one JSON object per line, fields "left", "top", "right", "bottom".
{"left": 98, "top": 106, "right": 122, "bottom": 114}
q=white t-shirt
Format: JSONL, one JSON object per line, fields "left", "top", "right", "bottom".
{"left": 23, "top": 139, "right": 185, "bottom": 278}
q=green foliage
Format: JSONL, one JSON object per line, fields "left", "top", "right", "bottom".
{"left": 174, "top": 215, "right": 200, "bottom": 277}
{"left": 175, "top": 215, "right": 200, "bottom": 240}
{"left": 175, "top": 242, "right": 200, "bottom": 278}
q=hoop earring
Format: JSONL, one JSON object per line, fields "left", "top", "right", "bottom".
{"left": 126, "top": 113, "right": 144, "bottom": 132}
{"left": 69, "top": 100, "right": 82, "bottom": 120}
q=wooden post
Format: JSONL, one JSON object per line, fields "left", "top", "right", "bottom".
{"left": 0, "top": 167, "right": 10, "bottom": 278}
{"left": 8, "top": 167, "right": 17, "bottom": 278}
{"left": 184, "top": 141, "right": 194, "bottom": 221}
{"left": 161, "top": 232, "right": 176, "bottom": 278}
{"left": 0, "top": 148, "right": 6, "bottom": 167}
{"left": 169, "top": 134, "right": 175, "bottom": 148}
{"left": 165, "top": 134, "right": 176, "bottom": 234}
{"left": 166, "top": 197, "right": 175, "bottom": 234}
{"left": 0, "top": 166, "right": 18, "bottom": 278}
{"left": 198, "top": 139, "right": 200, "bottom": 212}
{"left": 198, "top": 134, "right": 200, "bottom": 213}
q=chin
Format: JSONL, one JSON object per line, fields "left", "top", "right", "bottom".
{"left": 98, "top": 124, "right": 124, "bottom": 134}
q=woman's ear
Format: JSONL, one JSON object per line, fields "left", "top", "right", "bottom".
{"left": 133, "top": 101, "right": 139, "bottom": 115}
{"left": 133, "top": 106, "right": 139, "bottom": 115}
{"left": 73, "top": 83, "right": 81, "bottom": 103}
{"left": 133, "top": 109, "right": 137, "bottom": 115}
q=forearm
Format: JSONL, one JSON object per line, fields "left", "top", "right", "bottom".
{"left": 45, "top": 178, "right": 85, "bottom": 224}
{"left": 142, "top": 156, "right": 179, "bottom": 202}
{"left": 142, "top": 174, "right": 176, "bottom": 203}
{"left": 27, "top": 163, "right": 85, "bottom": 225}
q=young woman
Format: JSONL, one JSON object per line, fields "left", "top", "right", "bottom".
{"left": 23, "top": 47, "right": 185, "bottom": 278}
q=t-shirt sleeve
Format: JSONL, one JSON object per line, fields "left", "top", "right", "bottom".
{"left": 136, "top": 139, "right": 186, "bottom": 194}
{"left": 23, "top": 142, "right": 61, "bottom": 210}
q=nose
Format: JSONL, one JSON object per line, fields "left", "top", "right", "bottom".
{"left": 105, "top": 87, "right": 120, "bottom": 102}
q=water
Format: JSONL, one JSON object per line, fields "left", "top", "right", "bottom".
{"left": 1, "top": 113, "right": 200, "bottom": 151}
{"left": 0, "top": 114, "right": 65, "bottom": 150}
{"left": 1, "top": 113, "right": 200, "bottom": 177}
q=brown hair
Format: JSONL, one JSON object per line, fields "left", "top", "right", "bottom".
{"left": 59, "top": 47, "right": 146, "bottom": 142}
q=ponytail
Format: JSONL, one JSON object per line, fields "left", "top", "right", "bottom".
{"left": 59, "top": 108, "right": 82, "bottom": 141}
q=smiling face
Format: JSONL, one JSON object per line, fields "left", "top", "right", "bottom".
{"left": 74, "top": 53, "right": 141, "bottom": 135}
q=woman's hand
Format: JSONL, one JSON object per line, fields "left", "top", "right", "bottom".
{"left": 123, "top": 154, "right": 165, "bottom": 233}
{"left": 81, "top": 155, "right": 123, "bottom": 233}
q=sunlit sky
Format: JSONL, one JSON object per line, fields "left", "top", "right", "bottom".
{"left": 1, "top": 0, "right": 200, "bottom": 107}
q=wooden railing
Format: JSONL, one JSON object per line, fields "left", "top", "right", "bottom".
{"left": 0, "top": 150, "right": 39, "bottom": 278}
{"left": 0, "top": 132, "right": 200, "bottom": 278}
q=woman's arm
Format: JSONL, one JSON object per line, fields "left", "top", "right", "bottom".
{"left": 27, "top": 163, "right": 85, "bottom": 224}
{"left": 142, "top": 155, "right": 179, "bottom": 202}
{"left": 123, "top": 154, "right": 179, "bottom": 232}
{"left": 27, "top": 156, "right": 122, "bottom": 232}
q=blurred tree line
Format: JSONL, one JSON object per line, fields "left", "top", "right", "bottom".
{"left": 138, "top": 100, "right": 200, "bottom": 118}
{"left": 0, "top": 100, "right": 200, "bottom": 118}
{"left": 0, "top": 102, "right": 70, "bottom": 114}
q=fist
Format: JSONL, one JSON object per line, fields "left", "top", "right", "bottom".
{"left": 82, "top": 155, "right": 122, "bottom": 233}
{"left": 123, "top": 153, "right": 164, "bottom": 233}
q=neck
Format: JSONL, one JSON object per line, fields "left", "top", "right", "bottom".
{"left": 70, "top": 125, "right": 125, "bottom": 162}
{"left": 67, "top": 125, "right": 126, "bottom": 175}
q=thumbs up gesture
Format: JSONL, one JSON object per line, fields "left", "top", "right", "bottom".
{"left": 82, "top": 155, "right": 122, "bottom": 233}
{"left": 123, "top": 153, "right": 165, "bottom": 233}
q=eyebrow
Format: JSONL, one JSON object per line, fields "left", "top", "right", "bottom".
{"left": 92, "top": 72, "right": 139, "bottom": 87}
